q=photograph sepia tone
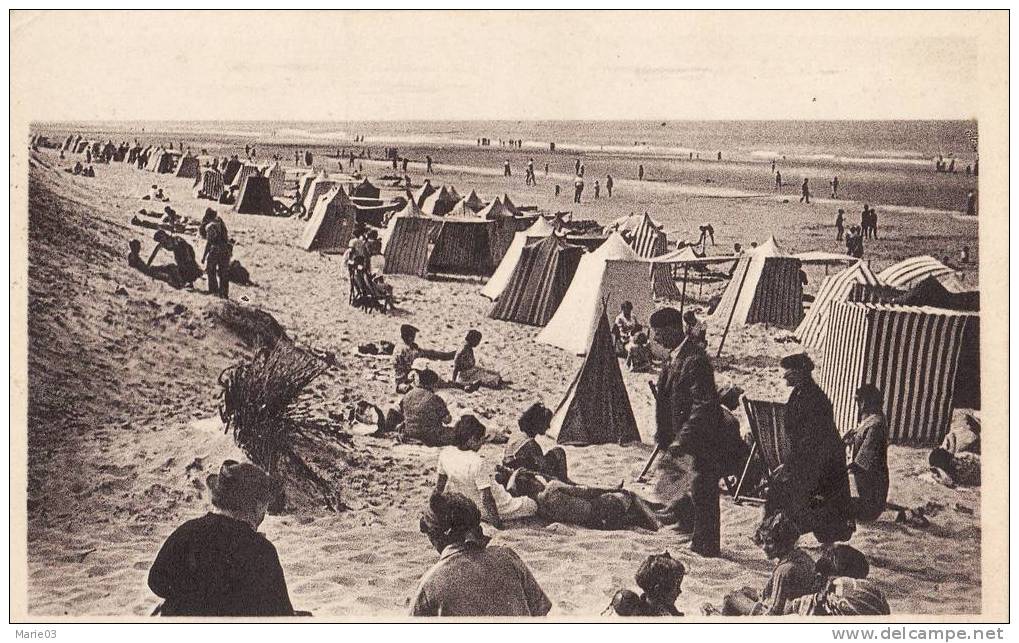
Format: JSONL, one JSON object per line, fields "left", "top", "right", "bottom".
{"left": 8, "top": 10, "right": 1009, "bottom": 623}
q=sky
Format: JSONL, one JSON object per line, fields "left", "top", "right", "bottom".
{"left": 11, "top": 10, "right": 996, "bottom": 122}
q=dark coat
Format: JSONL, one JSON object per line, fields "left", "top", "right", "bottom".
{"left": 654, "top": 338, "right": 721, "bottom": 456}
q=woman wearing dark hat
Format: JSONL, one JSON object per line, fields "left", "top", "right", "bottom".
{"left": 411, "top": 492, "right": 551, "bottom": 617}
{"left": 843, "top": 384, "right": 890, "bottom": 522}
{"left": 771, "top": 353, "right": 854, "bottom": 545}
{"left": 147, "top": 460, "right": 298, "bottom": 616}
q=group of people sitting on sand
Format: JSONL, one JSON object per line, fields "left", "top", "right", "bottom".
{"left": 146, "top": 455, "right": 892, "bottom": 617}
{"left": 67, "top": 161, "right": 96, "bottom": 177}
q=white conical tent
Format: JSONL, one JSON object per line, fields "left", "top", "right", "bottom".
{"left": 481, "top": 217, "right": 556, "bottom": 300}
{"left": 712, "top": 235, "right": 804, "bottom": 328}
{"left": 538, "top": 233, "right": 655, "bottom": 354}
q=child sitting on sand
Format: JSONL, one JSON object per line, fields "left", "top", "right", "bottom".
{"left": 452, "top": 330, "right": 504, "bottom": 389}
{"left": 502, "top": 403, "right": 570, "bottom": 482}
{"left": 703, "top": 512, "right": 814, "bottom": 616}
{"left": 783, "top": 547, "right": 889, "bottom": 615}
{"left": 625, "top": 332, "right": 653, "bottom": 373}
{"left": 434, "top": 415, "right": 537, "bottom": 529}
{"left": 606, "top": 552, "right": 686, "bottom": 616}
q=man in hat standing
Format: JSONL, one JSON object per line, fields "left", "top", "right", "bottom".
{"left": 201, "top": 208, "right": 232, "bottom": 298}
{"left": 148, "top": 460, "right": 301, "bottom": 616}
{"left": 770, "top": 353, "right": 854, "bottom": 544}
{"left": 650, "top": 307, "right": 723, "bottom": 557}
{"left": 411, "top": 492, "right": 551, "bottom": 616}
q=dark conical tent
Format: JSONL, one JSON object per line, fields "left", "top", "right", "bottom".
{"left": 549, "top": 306, "right": 640, "bottom": 445}
{"left": 490, "top": 234, "right": 584, "bottom": 326}
{"left": 422, "top": 185, "right": 460, "bottom": 216}
{"left": 175, "top": 155, "right": 201, "bottom": 179}
{"left": 234, "top": 175, "right": 276, "bottom": 215}
{"left": 350, "top": 178, "right": 381, "bottom": 199}
{"left": 223, "top": 158, "right": 243, "bottom": 185}
{"left": 301, "top": 186, "right": 357, "bottom": 251}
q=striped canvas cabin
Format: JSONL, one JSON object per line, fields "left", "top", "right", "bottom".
{"left": 427, "top": 219, "right": 495, "bottom": 276}
{"left": 193, "top": 168, "right": 224, "bottom": 201}
{"left": 878, "top": 255, "right": 968, "bottom": 293}
{"left": 848, "top": 283, "right": 905, "bottom": 304}
{"left": 818, "top": 301, "right": 975, "bottom": 445}
{"left": 489, "top": 234, "right": 584, "bottom": 326}
{"left": 382, "top": 215, "right": 439, "bottom": 277}
{"left": 713, "top": 236, "right": 803, "bottom": 328}
{"left": 795, "top": 261, "right": 881, "bottom": 350}
{"left": 629, "top": 213, "right": 668, "bottom": 259}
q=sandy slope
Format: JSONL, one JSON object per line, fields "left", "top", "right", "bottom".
{"left": 24, "top": 148, "right": 980, "bottom": 618}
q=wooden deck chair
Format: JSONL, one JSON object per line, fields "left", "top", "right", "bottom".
{"left": 730, "top": 397, "right": 790, "bottom": 505}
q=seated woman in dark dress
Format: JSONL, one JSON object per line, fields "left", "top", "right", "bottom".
{"left": 502, "top": 403, "right": 569, "bottom": 482}
{"left": 148, "top": 460, "right": 307, "bottom": 616}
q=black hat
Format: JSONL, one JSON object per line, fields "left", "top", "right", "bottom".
{"left": 203, "top": 207, "right": 218, "bottom": 222}
{"left": 780, "top": 353, "right": 814, "bottom": 372}
{"left": 649, "top": 307, "right": 683, "bottom": 329}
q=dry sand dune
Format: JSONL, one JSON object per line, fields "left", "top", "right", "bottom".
{"left": 24, "top": 147, "right": 980, "bottom": 618}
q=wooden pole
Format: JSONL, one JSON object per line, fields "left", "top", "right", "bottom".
{"left": 679, "top": 264, "right": 689, "bottom": 319}
{"left": 716, "top": 259, "right": 751, "bottom": 358}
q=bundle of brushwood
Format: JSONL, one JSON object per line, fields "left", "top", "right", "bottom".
{"left": 218, "top": 339, "right": 358, "bottom": 512}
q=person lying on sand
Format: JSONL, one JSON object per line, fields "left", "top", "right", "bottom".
{"left": 127, "top": 239, "right": 184, "bottom": 289}
{"left": 148, "top": 460, "right": 307, "bottom": 616}
{"left": 394, "top": 324, "right": 472, "bottom": 393}
{"left": 149, "top": 230, "right": 202, "bottom": 288}
{"left": 502, "top": 403, "right": 570, "bottom": 483}
{"left": 783, "top": 546, "right": 889, "bottom": 615}
{"left": 452, "top": 330, "right": 504, "bottom": 389}
{"left": 703, "top": 512, "right": 814, "bottom": 616}
{"left": 434, "top": 415, "right": 537, "bottom": 528}
{"left": 505, "top": 469, "right": 659, "bottom": 531}
{"left": 606, "top": 551, "right": 686, "bottom": 616}
{"left": 411, "top": 492, "right": 551, "bottom": 617}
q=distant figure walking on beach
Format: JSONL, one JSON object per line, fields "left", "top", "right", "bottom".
{"left": 869, "top": 208, "right": 878, "bottom": 239}
{"left": 402, "top": 157, "right": 409, "bottom": 172}
{"left": 775, "top": 171, "right": 782, "bottom": 190}
{"left": 555, "top": 184, "right": 561, "bottom": 197}
{"left": 717, "top": 151, "right": 722, "bottom": 161}
{"left": 425, "top": 155, "right": 433, "bottom": 173}
{"left": 575, "top": 158, "right": 581, "bottom": 175}
{"left": 294, "top": 150, "right": 300, "bottom": 166}
{"left": 606, "top": 174, "right": 614, "bottom": 197}
{"left": 573, "top": 176, "right": 584, "bottom": 203}
{"left": 504, "top": 160, "right": 511, "bottom": 177}
{"left": 799, "top": 178, "right": 811, "bottom": 204}
{"left": 835, "top": 209, "right": 845, "bottom": 241}
{"left": 830, "top": 175, "right": 839, "bottom": 199}
{"left": 638, "top": 164, "right": 645, "bottom": 181}
{"left": 544, "top": 162, "right": 549, "bottom": 176}
{"left": 579, "top": 163, "right": 585, "bottom": 177}
{"left": 594, "top": 180, "right": 600, "bottom": 199}
{"left": 966, "top": 191, "right": 977, "bottom": 216}
{"left": 771, "top": 160, "right": 776, "bottom": 173}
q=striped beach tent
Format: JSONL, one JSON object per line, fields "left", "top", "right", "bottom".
{"left": 427, "top": 219, "right": 496, "bottom": 276}
{"left": 490, "top": 234, "right": 585, "bottom": 326}
{"left": 538, "top": 233, "right": 654, "bottom": 355}
{"left": 230, "top": 164, "right": 260, "bottom": 189}
{"left": 302, "top": 175, "right": 339, "bottom": 218}
{"left": 193, "top": 168, "right": 225, "bottom": 201}
{"left": 629, "top": 213, "right": 668, "bottom": 258}
{"left": 482, "top": 217, "right": 556, "bottom": 300}
{"left": 795, "top": 261, "right": 881, "bottom": 350}
{"left": 848, "top": 283, "right": 905, "bottom": 304}
{"left": 301, "top": 186, "right": 357, "bottom": 251}
{"left": 817, "top": 301, "right": 975, "bottom": 445}
{"left": 175, "top": 155, "right": 201, "bottom": 179}
{"left": 548, "top": 305, "right": 640, "bottom": 445}
{"left": 234, "top": 176, "right": 275, "bottom": 215}
{"left": 297, "top": 171, "right": 320, "bottom": 205}
{"left": 713, "top": 236, "right": 804, "bottom": 329}
{"left": 382, "top": 213, "right": 439, "bottom": 277}
{"left": 878, "top": 255, "right": 967, "bottom": 293}
{"left": 263, "top": 162, "right": 287, "bottom": 197}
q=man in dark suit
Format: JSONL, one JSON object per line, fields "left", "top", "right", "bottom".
{"left": 769, "top": 353, "right": 855, "bottom": 544}
{"left": 650, "top": 307, "right": 722, "bottom": 557}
